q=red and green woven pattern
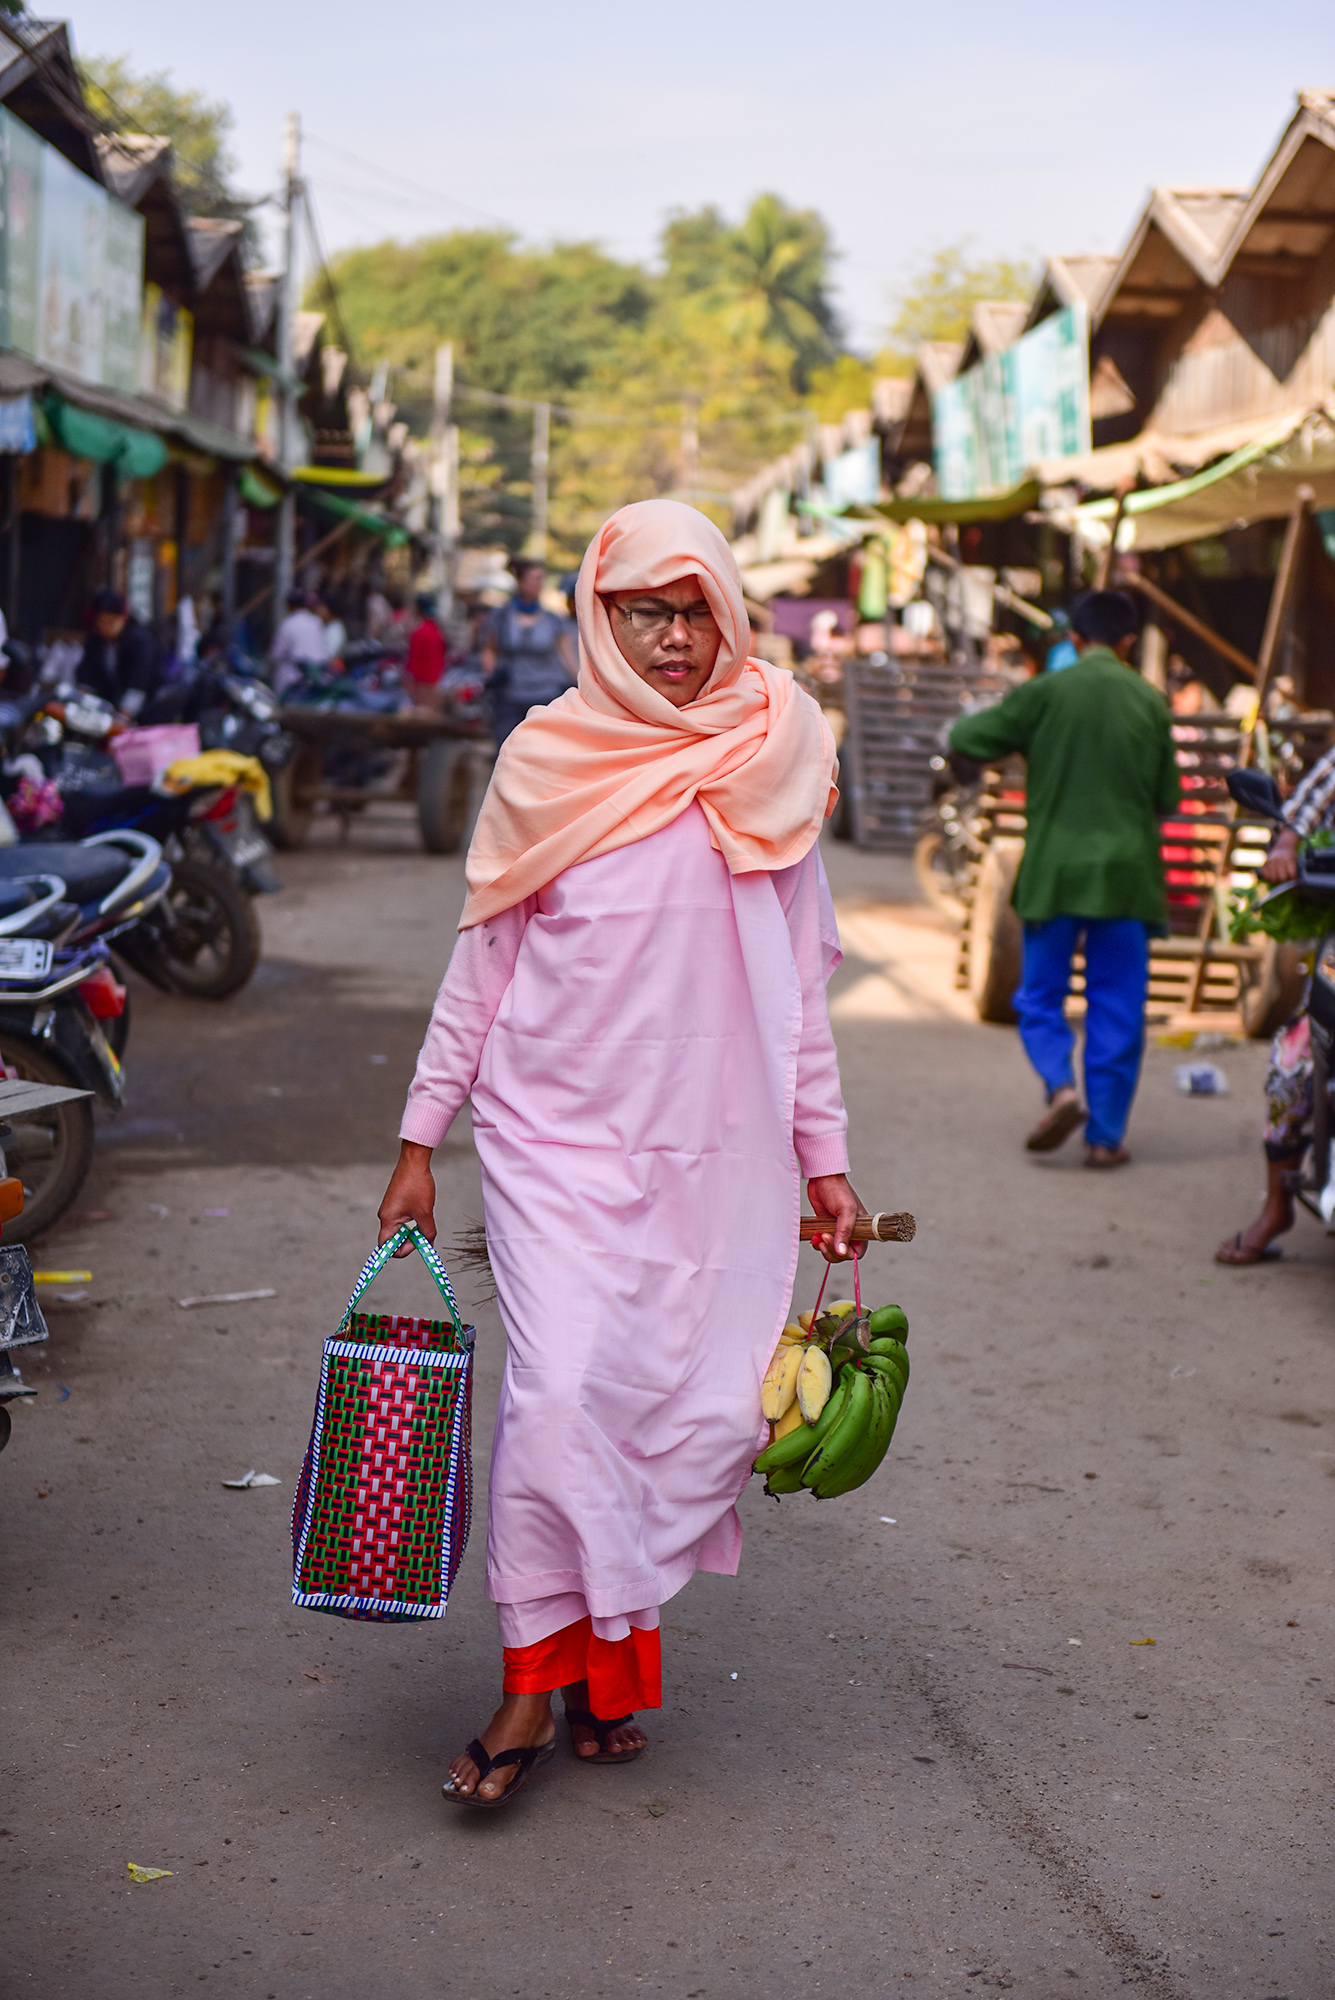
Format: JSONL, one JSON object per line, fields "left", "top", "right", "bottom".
{"left": 293, "top": 1342, "right": 470, "bottom": 1616}
{"left": 346, "top": 1310, "right": 466, "bottom": 1354}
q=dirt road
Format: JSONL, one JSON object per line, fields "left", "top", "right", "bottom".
{"left": 2, "top": 817, "right": 1330, "bottom": 1999}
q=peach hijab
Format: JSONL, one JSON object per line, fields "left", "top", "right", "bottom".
{"left": 460, "top": 498, "right": 838, "bottom": 927}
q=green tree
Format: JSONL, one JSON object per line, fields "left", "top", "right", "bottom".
{"left": 663, "top": 193, "right": 842, "bottom": 388}
{"left": 887, "top": 241, "right": 1033, "bottom": 356}
{"left": 325, "top": 230, "right": 655, "bottom": 551}
{"left": 557, "top": 289, "right": 806, "bottom": 551}
{"left": 79, "top": 54, "right": 244, "bottom": 223}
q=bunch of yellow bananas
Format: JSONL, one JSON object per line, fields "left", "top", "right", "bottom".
{"left": 754, "top": 1298, "right": 910, "bottom": 1500}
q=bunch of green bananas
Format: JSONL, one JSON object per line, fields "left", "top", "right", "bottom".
{"left": 753, "top": 1302, "right": 910, "bottom": 1500}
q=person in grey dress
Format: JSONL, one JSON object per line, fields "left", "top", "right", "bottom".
{"left": 480, "top": 563, "right": 577, "bottom": 746}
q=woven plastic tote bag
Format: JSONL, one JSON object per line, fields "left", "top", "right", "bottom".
{"left": 292, "top": 1221, "right": 474, "bottom": 1622}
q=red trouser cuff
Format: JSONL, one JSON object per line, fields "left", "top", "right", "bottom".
{"left": 502, "top": 1616, "right": 662, "bottom": 1714}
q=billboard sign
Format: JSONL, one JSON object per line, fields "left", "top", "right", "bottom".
{"left": 0, "top": 107, "right": 145, "bottom": 392}
{"left": 933, "top": 304, "right": 1090, "bottom": 500}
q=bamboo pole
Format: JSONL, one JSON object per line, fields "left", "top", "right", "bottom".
{"left": 1121, "top": 572, "right": 1258, "bottom": 680}
{"left": 1241, "top": 486, "right": 1313, "bottom": 766}
{"left": 1097, "top": 478, "right": 1134, "bottom": 588}
{"left": 235, "top": 514, "right": 357, "bottom": 622}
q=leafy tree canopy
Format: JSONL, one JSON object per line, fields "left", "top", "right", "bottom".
{"left": 663, "top": 192, "right": 842, "bottom": 388}
{"left": 79, "top": 54, "right": 244, "bottom": 224}
{"left": 887, "top": 241, "right": 1033, "bottom": 356}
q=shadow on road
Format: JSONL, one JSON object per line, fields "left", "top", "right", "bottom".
{"left": 92, "top": 955, "right": 430, "bottom": 1175}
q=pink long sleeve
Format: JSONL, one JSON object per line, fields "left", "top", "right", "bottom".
{"left": 399, "top": 898, "right": 536, "bottom": 1150}
{"left": 773, "top": 845, "right": 850, "bottom": 1179}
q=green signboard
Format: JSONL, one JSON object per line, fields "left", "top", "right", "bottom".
{"left": 933, "top": 304, "right": 1090, "bottom": 501}
{"left": 0, "top": 106, "right": 144, "bottom": 392}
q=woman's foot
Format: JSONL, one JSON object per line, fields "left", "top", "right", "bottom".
{"left": 1085, "top": 1144, "right": 1130, "bottom": 1169}
{"left": 562, "top": 1680, "right": 647, "bottom": 1759}
{"left": 1215, "top": 1157, "right": 1297, "bottom": 1264}
{"left": 445, "top": 1693, "right": 555, "bottom": 1802}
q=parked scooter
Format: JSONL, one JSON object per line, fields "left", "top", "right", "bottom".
{"left": 1228, "top": 766, "right": 1335, "bottom": 1224}
{"left": 0, "top": 830, "right": 169, "bottom": 1049}
{"left": 13, "top": 690, "right": 267, "bottom": 997}
{"left": 0, "top": 924, "right": 125, "bottom": 1241}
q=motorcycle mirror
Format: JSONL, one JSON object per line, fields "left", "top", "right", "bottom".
{"left": 1226, "top": 768, "right": 1286, "bottom": 821}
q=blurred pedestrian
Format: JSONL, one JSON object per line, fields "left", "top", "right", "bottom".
{"left": 270, "top": 589, "right": 327, "bottom": 694}
{"left": 949, "top": 588, "right": 1180, "bottom": 1167}
{"left": 480, "top": 561, "right": 576, "bottom": 746}
{"left": 405, "top": 592, "right": 448, "bottom": 708}
{"left": 77, "top": 587, "right": 160, "bottom": 720}
{"left": 1216, "top": 740, "right": 1335, "bottom": 1263}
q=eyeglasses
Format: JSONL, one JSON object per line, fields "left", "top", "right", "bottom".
{"left": 614, "top": 601, "right": 716, "bottom": 636}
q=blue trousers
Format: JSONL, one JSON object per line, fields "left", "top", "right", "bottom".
{"left": 1016, "top": 917, "right": 1149, "bottom": 1150}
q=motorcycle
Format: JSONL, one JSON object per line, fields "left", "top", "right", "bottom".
{"left": 0, "top": 829, "right": 169, "bottom": 1049}
{"left": 0, "top": 925, "right": 126, "bottom": 1242}
{"left": 1228, "top": 766, "right": 1335, "bottom": 1226}
{"left": 13, "top": 690, "right": 267, "bottom": 998}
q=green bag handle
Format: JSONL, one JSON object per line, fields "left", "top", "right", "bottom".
{"left": 337, "top": 1221, "right": 468, "bottom": 1345}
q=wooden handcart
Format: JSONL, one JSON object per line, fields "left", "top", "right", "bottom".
{"left": 271, "top": 706, "right": 491, "bottom": 854}
{"left": 954, "top": 717, "right": 1334, "bottom": 1039}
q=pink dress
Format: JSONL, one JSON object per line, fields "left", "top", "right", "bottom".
{"left": 400, "top": 804, "right": 848, "bottom": 1648}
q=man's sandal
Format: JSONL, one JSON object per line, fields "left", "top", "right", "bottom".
{"left": 564, "top": 1706, "right": 644, "bottom": 1765}
{"left": 1025, "top": 1097, "right": 1086, "bottom": 1153}
{"left": 441, "top": 1734, "right": 555, "bottom": 1810}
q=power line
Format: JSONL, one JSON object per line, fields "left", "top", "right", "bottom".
{"left": 301, "top": 178, "right": 356, "bottom": 359}
{"left": 304, "top": 132, "right": 510, "bottom": 232}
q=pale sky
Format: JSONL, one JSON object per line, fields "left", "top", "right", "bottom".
{"left": 62, "top": 0, "right": 1335, "bottom": 351}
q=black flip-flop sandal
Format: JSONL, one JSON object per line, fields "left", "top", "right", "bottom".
{"left": 1214, "top": 1231, "right": 1283, "bottom": 1266}
{"left": 441, "top": 1734, "right": 555, "bottom": 1810}
{"left": 564, "top": 1706, "right": 644, "bottom": 1765}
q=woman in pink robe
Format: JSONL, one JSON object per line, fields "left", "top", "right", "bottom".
{"left": 378, "top": 500, "right": 862, "bottom": 1807}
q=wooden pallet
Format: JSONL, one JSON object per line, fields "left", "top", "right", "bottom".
{"left": 843, "top": 653, "right": 1012, "bottom": 852}
{"left": 952, "top": 722, "right": 1276, "bottom": 1022}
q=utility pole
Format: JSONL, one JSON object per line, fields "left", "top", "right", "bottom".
{"left": 529, "top": 401, "right": 550, "bottom": 563}
{"left": 429, "top": 341, "right": 460, "bottom": 612}
{"left": 273, "top": 111, "right": 301, "bottom": 621}
{"left": 679, "top": 396, "right": 699, "bottom": 499}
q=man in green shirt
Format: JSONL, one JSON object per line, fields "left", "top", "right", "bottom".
{"left": 949, "top": 590, "right": 1180, "bottom": 1166}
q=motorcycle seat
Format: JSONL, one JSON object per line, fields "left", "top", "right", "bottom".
{"left": 0, "top": 841, "right": 130, "bottom": 903}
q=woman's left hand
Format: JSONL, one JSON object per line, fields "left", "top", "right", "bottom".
{"left": 806, "top": 1174, "right": 866, "bottom": 1262}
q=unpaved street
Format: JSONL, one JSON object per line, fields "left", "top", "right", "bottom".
{"left": 2, "top": 819, "right": 1331, "bottom": 2000}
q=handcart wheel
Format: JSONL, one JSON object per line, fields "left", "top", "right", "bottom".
{"left": 0, "top": 1403, "right": 11, "bottom": 1452}
{"left": 418, "top": 740, "right": 478, "bottom": 854}
{"left": 967, "top": 842, "right": 1023, "bottom": 1024}
{"left": 270, "top": 744, "right": 321, "bottom": 850}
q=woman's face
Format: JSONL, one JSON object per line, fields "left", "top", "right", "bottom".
{"left": 606, "top": 574, "right": 723, "bottom": 708}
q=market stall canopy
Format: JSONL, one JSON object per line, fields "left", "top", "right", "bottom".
{"left": 1070, "top": 406, "right": 1335, "bottom": 551}
{"left": 0, "top": 346, "right": 257, "bottom": 465}
{"left": 870, "top": 480, "right": 1040, "bottom": 525}
{"left": 39, "top": 393, "right": 166, "bottom": 478}
{"left": 300, "top": 486, "right": 409, "bottom": 548}
{"left": 1033, "top": 404, "right": 1316, "bottom": 492}
{"left": 290, "top": 465, "right": 392, "bottom": 495}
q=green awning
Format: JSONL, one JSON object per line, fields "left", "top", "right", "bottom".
{"left": 871, "top": 479, "right": 1041, "bottom": 525}
{"left": 42, "top": 393, "right": 167, "bottom": 478}
{"left": 239, "top": 465, "right": 283, "bottom": 509}
{"left": 1071, "top": 412, "right": 1335, "bottom": 552}
{"left": 302, "top": 487, "right": 410, "bottom": 547}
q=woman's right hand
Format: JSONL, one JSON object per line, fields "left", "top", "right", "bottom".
{"left": 377, "top": 1140, "right": 437, "bottom": 1255}
{"left": 1262, "top": 827, "right": 1300, "bottom": 884}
